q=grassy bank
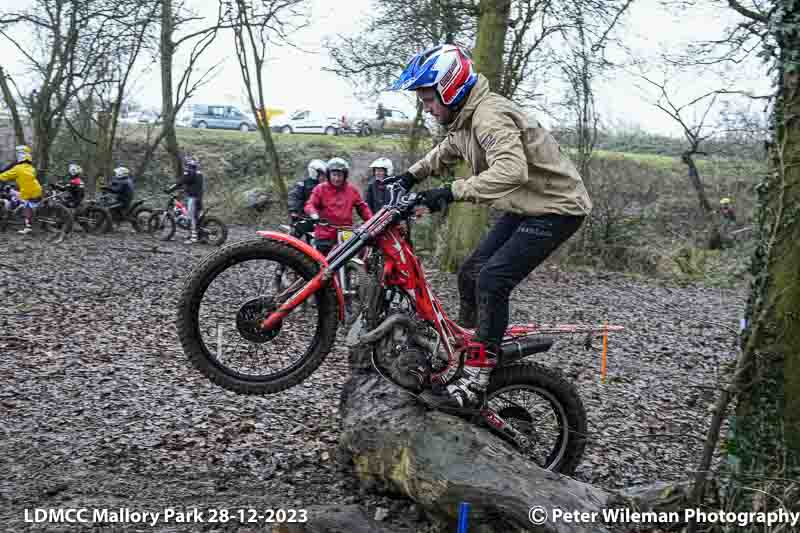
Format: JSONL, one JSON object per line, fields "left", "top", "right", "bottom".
{"left": 105, "top": 125, "right": 765, "bottom": 286}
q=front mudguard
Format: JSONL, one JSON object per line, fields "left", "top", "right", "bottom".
{"left": 256, "top": 230, "right": 346, "bottom": 321}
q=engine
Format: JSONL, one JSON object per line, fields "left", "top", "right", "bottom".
{"left": 372, "top": 310, "right": 444, "bottom": 393}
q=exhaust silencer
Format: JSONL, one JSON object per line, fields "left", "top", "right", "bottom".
{"left": 500, "top": 336, "right": 554, "bottom": 364}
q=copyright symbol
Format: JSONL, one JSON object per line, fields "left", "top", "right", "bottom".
{"left": 528, "top": 506, "right": 547, "bottom": 525}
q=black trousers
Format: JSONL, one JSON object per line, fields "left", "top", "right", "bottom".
{"left": 458, "top": 213, "right": 584, "bottom": 345}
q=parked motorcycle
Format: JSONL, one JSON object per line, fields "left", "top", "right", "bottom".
{"left": 49, "top": 178, "right": 111, "bottom": 234}
{"left": 95, "top": 191, "right": 154, "bottom": 233}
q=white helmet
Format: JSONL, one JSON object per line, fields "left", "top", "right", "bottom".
{"left": 307, "top": 159, "right": 328, "bottom": 180}
{"left": 369, "top": 157, "right": 394, "bottom": 177}
{"left": 68, "top": 163, "right": 82, "bottom": 177}
{"left": 113, "top": 166, "right": 130, "bottom": 179}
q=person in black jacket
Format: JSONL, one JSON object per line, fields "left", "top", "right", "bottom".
{"left": 103, "top": 165, "right": 135, "bottom": 210}
{"left": 364, "top": 157, "right": 394, "bottom": 213}
{"left": 166, "top": 155, "right": 204, "bottom": 243}
{"left": 286, "top": 159, "right": 327, "bottom": 238}
{"left": 365, "top": 156, "right": 414, "bottom": 245}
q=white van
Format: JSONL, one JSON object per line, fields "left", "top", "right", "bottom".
{"left": 270, "top": 109, "right": 341, "bottom": 136}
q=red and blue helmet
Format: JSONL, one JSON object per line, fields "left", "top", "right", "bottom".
{"left": 390, "top": 45, "right": 477, "bottom": 109}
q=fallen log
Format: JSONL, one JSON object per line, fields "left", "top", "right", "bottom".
{"left": 338, "top": 343, "right": 692, "bottom": 532}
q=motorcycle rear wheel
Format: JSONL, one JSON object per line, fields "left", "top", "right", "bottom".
{"left": 485, "top": 362, "right": 587, "bottom": 475}
{"left": 177, "top": 238, "right": 340, "bottom": 395}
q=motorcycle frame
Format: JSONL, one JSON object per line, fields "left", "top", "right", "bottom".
{"left": 167, "top": 194, "right": 211, "bottom": 225}
{"left": 258, "top": 194, "right": 622, "bottom": 382}
{"left": 258, "top": 203, "right": 471, "bottom": 377}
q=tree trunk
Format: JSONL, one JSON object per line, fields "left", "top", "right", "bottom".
{"left": 30, "top": 88, "right": 54, "bottom": 181}
{"left": 339, "top": 343, "right": 692, "bottom": 531}
{"left": 727, "top": 5, "right": 800, "bottom": 502}
{"left": 257, "top": 120, "right": 288, "bottom": 208}
{"left": 681, "top": 152, "right": 722, "bottom": 249}
{"left": 94, "top": 110, "right": 112, "bottom": 186}
{"left": 438, "top": 0, "right": 511, "bottom": 272}
{"left": 231, "top": 0, "right": 287, "bottom": 208}
{"left": 681, "top": 152, "right": 712, "bottom": 214}
{"left": 401, "top": 99, "right": 427, "bottom": 173}
{"left": 0, "top": 66, "right": 26, "bottom": 145}
{"left": 161, "top": 0, "right": 181, "bottom": 178}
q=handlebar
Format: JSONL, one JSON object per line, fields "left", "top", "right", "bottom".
{"left": 291, "top": 215, "right": 354, "bottom": 231}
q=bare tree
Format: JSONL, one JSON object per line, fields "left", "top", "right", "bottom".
{"left": 76, "top": 0, "right": 159, "bottom": 189}
{"left": 135, "top": 0, "right": 227, "bottom": 179}
{"left": 325, "top": 0, "right": 478, "bottom": 90}
{"left": 663, "top": 0, "right": 773, "bottom": 68}
{"left": 501, "top": 0, "right": 569, "bottom": 100}
{"left": 637, "top": 72, "right": 763, "bottom": 248}
{"left": 0, "top": 65, "right": 26, "bottom": 145}
{"left": 227, "top": 0, "right": 309, "bottom": 204}
{"left": 324, "top": 0, "right": 477, "bottom": 154}
{"left": 549, "top": 0, "right": 634, "bottom": 187}
{"left": 0, "top": 0, "right": 140, "bottom": 178}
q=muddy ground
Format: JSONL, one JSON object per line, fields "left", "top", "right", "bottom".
{"left": 0, "top": 222, "right": 744, "bottom": 532}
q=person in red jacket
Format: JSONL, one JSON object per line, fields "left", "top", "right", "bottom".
{"left": 304, "top": 157, "right": 373, "bottom": 255}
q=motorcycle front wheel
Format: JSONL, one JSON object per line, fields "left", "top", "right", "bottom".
{"left": 148, "top": 210, "right": 176, "bottom": 241}
{"left": 76, "top": 205, "right": 111, "bottom": 234}
{"left": 199, "top": 216, "right": 228, "bottom": 246}
{"left": 130, "top": 207, "right": 153, "bottom": 233}
{"left": 176, "top": 238, "right": 340, "bottom": 395}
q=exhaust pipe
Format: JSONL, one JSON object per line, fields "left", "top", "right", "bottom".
{"left": 500, "top": 336, "right": 554, "bottom": 364}
{"left": 359, "top": 313, "right": 414, "bottom": 344}
{"left": 359, "top": 315, "right": 553, "bottom": 364}
{"left": 358, "top": 313, "right": 438, "bottom": 353}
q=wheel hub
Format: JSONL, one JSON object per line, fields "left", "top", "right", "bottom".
{"left": 236, "top": 296, "right": 281, "bottom": 343}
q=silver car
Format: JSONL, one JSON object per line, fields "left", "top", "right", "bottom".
{"left": 191, "top": 104, "right": 257, "bottom": 132}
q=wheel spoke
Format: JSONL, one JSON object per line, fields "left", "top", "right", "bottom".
{"left": 196, "top": 257, "right": 320, "bottom": 381}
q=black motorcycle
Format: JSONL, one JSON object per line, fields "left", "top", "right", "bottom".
{"left": 49, "top": 179, "right": 111, "bottom": 234}
{"left": 95, "top": 189, "right": 154, "bottom": 233}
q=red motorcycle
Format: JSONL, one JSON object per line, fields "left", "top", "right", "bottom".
{"left": 149, "top": 191, "right": 228, "bottom": 246}
{"left": 177, "top": 184, "right": 621, "bottom": 473}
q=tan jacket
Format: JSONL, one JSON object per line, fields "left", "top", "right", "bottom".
{"left": 409, "top": 74, "right": 591, "bottom": 217}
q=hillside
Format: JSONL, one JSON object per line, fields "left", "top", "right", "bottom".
{"left": 30, "top": 123, "right": 766, "bottom": 284}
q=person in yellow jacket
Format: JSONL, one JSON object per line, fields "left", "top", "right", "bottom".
{"left": 388, "top": 45, "right": 591, "bottom": 408}
{"left": 0, "top": 145, "right": 42, "bottom": 234}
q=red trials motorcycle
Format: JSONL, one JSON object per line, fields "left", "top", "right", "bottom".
{"left": 177, "top": 184, "right": 621, "bottom": 473}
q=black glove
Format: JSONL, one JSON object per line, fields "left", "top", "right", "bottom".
{"left": 294, "top": 217, "right": 315, "bottom": 234}
{"left": 384, "top": 171, "right": 417, "bottom": 191}
{"left": 419, "top": 185, "right": 454, "bottom": 213}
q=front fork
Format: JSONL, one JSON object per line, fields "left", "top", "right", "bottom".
{"left": 260, "top": 231, "right": 368, "bottom": 330}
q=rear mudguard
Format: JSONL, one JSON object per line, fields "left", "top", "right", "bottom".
{"left": 257, "top": 230, "right": 346, "bottom": 321}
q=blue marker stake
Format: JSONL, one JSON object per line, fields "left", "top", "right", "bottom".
{"left": 457, "top": 501, "right": 470, "bottom": 533}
